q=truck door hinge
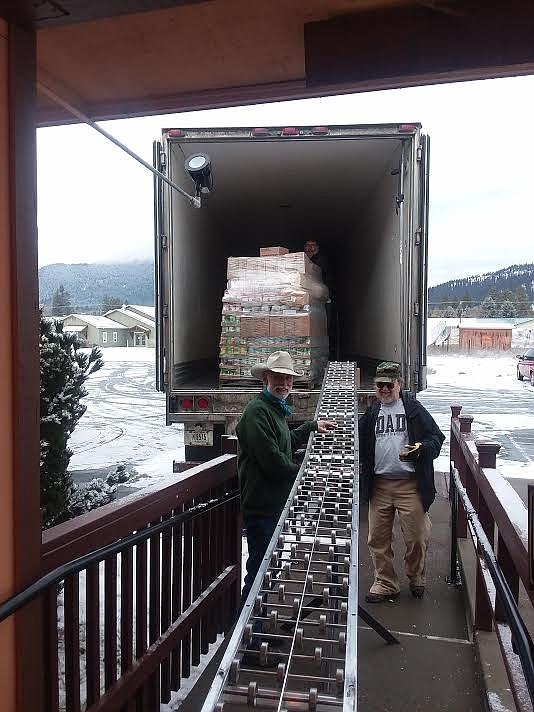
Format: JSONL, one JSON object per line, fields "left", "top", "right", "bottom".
{"left": 163, "top": 371, "right": 169, "bottom": 386}
{"left": 415, "top": 227, "right": 422, "bottom": 245}
{"left": 414, "top": 302, "right": 420, "bottom": 316}
{"left": 417, "top": 146, "right": 422, "bottom": 161}
{"left": 159, "top": 151, "right": 167, "bottom": 169}
{"left": 163, "top": 304, "right": 169, "bottom": 318}
{"left": 160, "top": 234, "right": 168, "bottom": 249}
{"left": 395, "top": 193, "right": 404, "bottom": 214}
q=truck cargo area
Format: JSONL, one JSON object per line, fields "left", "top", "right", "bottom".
{"left": 161, "top": 126, "right": 425, "bottom": 395}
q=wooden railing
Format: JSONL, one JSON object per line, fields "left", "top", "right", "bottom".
{"left": 37, "top": 449, "right": 241, "bottom": 712}
{"left": 449, "top": 405, "right": 534, "bottom": 712}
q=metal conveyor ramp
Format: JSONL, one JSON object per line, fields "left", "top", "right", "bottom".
{"left": 202, "top": 362, "right": 359, "bottom": 712}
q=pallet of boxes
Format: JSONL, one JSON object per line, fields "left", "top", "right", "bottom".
{"left": 219, "top": 246, "right": 329, "bottom": 387}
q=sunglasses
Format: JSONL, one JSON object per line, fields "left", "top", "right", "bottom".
{"left": 375, "top": 381, "right": 395, "bottom": 390}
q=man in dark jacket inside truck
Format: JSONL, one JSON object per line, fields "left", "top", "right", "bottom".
{"left": 236, "top": 351, "right": 336, "bottom": 610}
{"left": 359, "top": 362, "right": 445, "bottom": 603}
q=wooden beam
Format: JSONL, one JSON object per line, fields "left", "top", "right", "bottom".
{"left": 6, "top": 20, "right": 44, "bottom": 712}
{"left": 305, "top": 1, "right": 534, "bottom": 88}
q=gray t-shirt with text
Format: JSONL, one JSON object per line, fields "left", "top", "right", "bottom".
{"left": 374, "top": 398, "right": 415, "bottom": 480}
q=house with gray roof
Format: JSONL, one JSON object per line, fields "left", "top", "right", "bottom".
{"left": 62, "top": 314, "right": 129, "bottom": 347}
{"left": 104, "top": 305, "right": 155, "bottom": 347}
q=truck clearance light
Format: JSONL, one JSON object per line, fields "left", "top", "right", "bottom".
{"left": 398, "top": 124, "right": 417, "bottom": 133}
{"left": 311, "top": 126, "right": 329, "bottom": 135}
{"left": 168, "top": 129, "right": 185, "bottom": 137}
{"left": 252, "top": 128, "right": 270, "bottom": 137}
{"left": 281, "top": 127, "right": 299, "bottom": 136}
{"left": 196, "top": 397, "right": 210, "bottom": 410}
{"left": 179, "top": 397, "right": 193, "bottom": 410}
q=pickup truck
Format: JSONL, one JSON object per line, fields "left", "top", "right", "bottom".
{"left": 517, "top": 348, "right": 534, "bottom": 386}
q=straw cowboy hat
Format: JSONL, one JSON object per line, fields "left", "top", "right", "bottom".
{"left": 250, "top": 351, "right": 302, "bottom": 379}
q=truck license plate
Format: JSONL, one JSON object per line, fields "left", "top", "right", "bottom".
{"left": 184, "top": 423, "right": 214, "bottom": 447}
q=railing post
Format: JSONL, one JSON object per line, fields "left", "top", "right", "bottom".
{"left": 448, "top": 468, "right": 461, "bottom": 586}
{"left": 450, "top": 404, "right": 462, "bottom": 472}
{"left": 454, "top": 412, "right": 474, "bottom": 540}
{"left": 221, "top": 434, "right": 241, "bottom": 622}
{"left": 459, "top": 414, "right": 474, "bottom": 434}
{"left": 474, "top": 440, "right": 501, "bottom": 632}
{"left": 460, "top": 415, "right": 477, "bottom": 514}
{"left": 221, "top": 435, "right": 238, "bottom": 456}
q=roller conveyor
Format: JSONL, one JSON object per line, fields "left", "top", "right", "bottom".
{"left": 202, "top": 362, "right": 360, "bottom": 712}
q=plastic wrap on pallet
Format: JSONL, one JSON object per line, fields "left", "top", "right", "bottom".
{"left": 219, "top": 251, "right": 329, "bottom": 384}
{"left": 227, "top": 252, "right": 321, "bottom": 280}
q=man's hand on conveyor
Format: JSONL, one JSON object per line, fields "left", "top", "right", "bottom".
{"left": 317, "top": 420, "right": 337, "bottom": 432}
{"left": 399, "top": 442, "right": 422, "bottom": 462}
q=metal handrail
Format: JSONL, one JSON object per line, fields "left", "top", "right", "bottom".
{"left": 450, "top": 467, "right": 534, "bottom": 702}
{"left": 0, "top": 489, "right": 239, "bottom": 624}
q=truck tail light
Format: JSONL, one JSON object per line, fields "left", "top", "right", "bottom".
{"left": 179, "top": 397, "right": 193, "bottom": 410}
{"left": 196, "top": 397, "right": 210, "bottom": 410}
{"left": 281, "top": 127, "right": 299, "bottom": 136}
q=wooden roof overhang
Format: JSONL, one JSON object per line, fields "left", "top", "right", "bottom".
{"left": 3, "top": 0, "right": 534, "bottom": 127}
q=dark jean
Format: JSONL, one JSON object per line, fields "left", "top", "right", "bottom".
{"left": 239, "top": 516, "right": 279, "bottom": 612}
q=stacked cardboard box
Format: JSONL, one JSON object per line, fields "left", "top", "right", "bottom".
{"left": 219, "top": 251, "right": 329, "bottom": 384}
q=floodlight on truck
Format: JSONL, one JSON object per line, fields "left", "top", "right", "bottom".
{"left": 185, "top": 153, "right": 213, "bottom": 196}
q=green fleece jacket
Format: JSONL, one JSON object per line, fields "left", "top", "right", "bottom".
{"left": 236, "top": 392, "right": 317, "bottom": 521}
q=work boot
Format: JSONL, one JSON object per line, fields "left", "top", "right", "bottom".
{"left": 364, "top": 591, "right": 400, "bottom": 603}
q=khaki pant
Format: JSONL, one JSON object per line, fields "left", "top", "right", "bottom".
{"left": 368, "top": 478, "right": 431, "bottom": 595}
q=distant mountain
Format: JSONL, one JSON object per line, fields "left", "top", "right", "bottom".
{"left": 429, "top": 263, "right": 534, "bottom": 306}
{"left": 39, "top": 261, "right": 154, "bottom": 312}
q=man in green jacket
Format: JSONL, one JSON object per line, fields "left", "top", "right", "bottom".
{"left": 236, "top": 351, "right": 335, "bottom": 609}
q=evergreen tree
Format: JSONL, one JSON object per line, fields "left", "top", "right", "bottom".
{"left": 515, "top": 286, "right": 532, "bottom": 318}
{"left": 51, "top": 284, "right": 72, "bottom": 316}
{"left": 40, "top": 314, "right": 104, "bottom": 529}
{"left": 101, "top": 294, "right": 123, "bottom": 315}
{"left": 498, "top": 300, "right": 517, "bottom": 318}
{"left": 480, "top": 295, "right": 498, "bottom": 317}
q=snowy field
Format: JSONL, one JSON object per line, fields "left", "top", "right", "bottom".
{"left": 68, "top": 346, "right": 534, "bottom": 499}
{"left": 68, "top": 347, "right": 185, "bottom": 490}
{"left": 419, "top": 349, "right": 534, "bottom": 500}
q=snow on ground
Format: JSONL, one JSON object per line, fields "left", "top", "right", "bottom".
{"left": 69, "top": 346, "right": 534, "bottom": 496}
{"left": 419, "top": 349, "right": 534, "bottom": 508}
{"left": 69, "top": 347, "right": 185, "bottom": 489}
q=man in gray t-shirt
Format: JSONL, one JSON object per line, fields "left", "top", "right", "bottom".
{"left": 359, "top": 362, "right": 445, "bottom": 603}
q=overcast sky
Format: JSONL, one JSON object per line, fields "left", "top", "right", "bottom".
{"left": 37, "top": 75, "right": 534, "bottom": 287}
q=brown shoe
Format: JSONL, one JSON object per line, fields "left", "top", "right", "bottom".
{"left": 409, "top": 583, "right": 425, "bottom": 599}
{"left": 365, "top": 591, "right": 400, "bottom": 603}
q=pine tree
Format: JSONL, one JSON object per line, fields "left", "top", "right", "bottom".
{"left": 51, "top": 284, "right": 72, "bottom": 316}
{"left": 101, "top": 294, "right": 123, "bottom": 315}
{"left": 498, "top": 300, "right": 517, "bottom": 318}
{"left": 515, "top": 286, "right": 532, "bottom": 318}
{"left": 480, "top": 295, "right": 498, "bottom": 317}
{"left": 40, "top": 314, "right": 104, "bottom": 528}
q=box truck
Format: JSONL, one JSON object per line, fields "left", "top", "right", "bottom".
{"left": 154, "top": 123, "right": 430, "bottom": 461}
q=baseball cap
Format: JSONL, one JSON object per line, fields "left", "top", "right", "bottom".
{"left": 374, "top": 362, "right": 401, "bottom": 384}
